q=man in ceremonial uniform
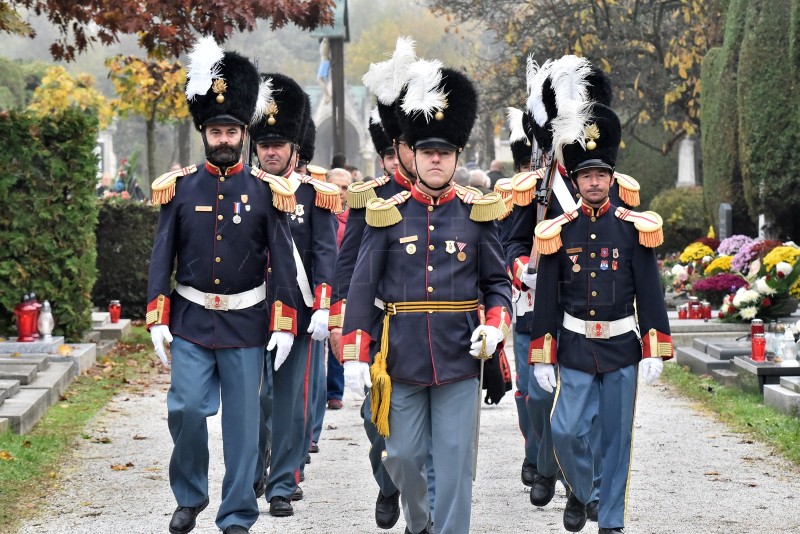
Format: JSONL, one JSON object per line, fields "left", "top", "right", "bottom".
{"left": 147, "top": 38, "right": 297, "bottom": 534}
{"left": 342, "top": 64, "right": 512, "bottom": 534}
{"left": 249, "top": 73, "right": 339, "bottom": 517}
{"left": 328, "top": 37, "right": 419, "bottom": 530}
{"left": 528, "top": 100, "right": 672, "bottom": 534}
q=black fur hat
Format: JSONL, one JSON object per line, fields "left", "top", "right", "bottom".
{"left": 561, "top": 103, "right": 621, "bottom": 176}
{"left": 377, "top": 101, "right": 404, "bottom": 144}
{"left": 249, "top": 73, "right": 306, "bottom": 144}
{"left": 298, "top": 93, "right": 316, "bottom": 164}
{"left": 185, "top": 38, "right": 260, "bottom": 130}
{"left": 507, "top": 107, "right": 532, "bottom": 168}
{"left": 369, "top": 107, "right": 395, "bottom": 156}
{"left": 399, "top": 65, "right": 478, "bottom": 151}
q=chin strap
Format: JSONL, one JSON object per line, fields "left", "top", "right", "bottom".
{"left": 414, "top": 151, "right": 458, "bottom": 192}
{"left": 254, "top": 144, "right": 297, "bottom": 177}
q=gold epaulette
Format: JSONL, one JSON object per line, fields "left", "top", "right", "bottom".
{"left": 615, "top": 207, "right": 664, "bottom": 248}
{"left": 511, "top": 167, "right": 547, "bottom": 206}
{"left": 533, "top": 208, "right": 580, "bottom": 255}
{"left": 347, "top": 176, "right": 391, "bottom": 209}
{"left": 365, "top": 191, "right": 410, "bottom": 228}
{"left": 150, "top": 165, "right": 198, "bottom": 205}
{"left": 494, "top": 178, "right": 514, "bottom": 220}
{"left": 306, "top": 164, "right": 328, "bottom": 181}
{"left": 454, "top": 185, "right": 508, "bottom": 222}
{"left": 614, "top": 172, "right": 641, "bottom": 207}
{"left": 251, "top": 168, "right": 298, "bottom": 213}
{"left": 300, "top": 175, "right": 343, "bottom": 213}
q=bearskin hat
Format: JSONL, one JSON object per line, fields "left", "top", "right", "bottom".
{"left": 363, "top": 36, "right": 417, "bottom": 144}
{"left": 298, "top": 92, "right": 316, "bottom": 164}
{"left": 368, "top": 107, "right": 394, "bottom": 156}
{"left": 249, "top": 73, "right": 306, "bottom": 145}
{"left": 185, "top": 37, "right": 261, "bottom": 130}
{"left": 560, "top": 103, "right": 621, "bottom": 176}
{"left": 399, "top": 64, "right": 478, "bottom": 151}
{"left": 506, "top": 107, "right": 532, "bottom": 169}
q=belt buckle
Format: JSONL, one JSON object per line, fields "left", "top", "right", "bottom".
{"left": 204, "top": 293, "right": 229, "bottom": 311}
{"left": 585, "top": 320, "right": 610, "bottom": 339}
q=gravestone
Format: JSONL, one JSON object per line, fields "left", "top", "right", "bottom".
{"left": 718, "top": 203, "right": 732, "bottom": 240}
{"left": 676, "top": 137, "right": 697, "bottom": 188}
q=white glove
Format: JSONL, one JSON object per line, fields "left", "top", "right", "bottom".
{"left": 469, "top": 325, "right": 504, "bottom": 357}
{"left": 150, "top": 325, "right": 172, "bottom": 367}
{"left": 268, "top": 332, "right": 295, "bottom": 371}
{"left": 520, "top": 269, "right": 537, "bottom": 290}
{"left": 307, "top": 309, "right": 331, "bottom": 341}
{"left": 640, "top": 357, "right": 664, "bottom": 385}
{"left": 533, "top": 363, "right": 557, "bottom": 393}
{"left": 344, "top": 361, "right": 372, "bottom": 397}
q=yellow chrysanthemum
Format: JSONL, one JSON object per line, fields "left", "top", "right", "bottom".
{"left": 704, "top": 255, "right": 732, "bottom": 275}
{"left": 762, "top": 246, "right": 800, "bottom": 272}
{"left": 679, "top": 242, "right": 714, "bottom": 264}
{"left": 791, "top": 278, "right": 800, "bottom": 299}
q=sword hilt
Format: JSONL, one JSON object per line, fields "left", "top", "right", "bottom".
{"left": 473, "top": 331, "right": 492, "bottom": 361}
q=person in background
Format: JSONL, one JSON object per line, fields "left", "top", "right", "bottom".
{"left": 453, "top": 166, "right": 470, "bottom": 187}
{"left": 486, "top": 159, "right": 506, "bottom": 189}
{"left": 468, "top": 169, "right": 491, "bottom": 194}
{"left": 332, "top": 153, "right": 347, "bottom": 169}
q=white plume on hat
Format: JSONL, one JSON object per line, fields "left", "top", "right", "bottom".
{"left": 185, "top": 36, "right": 225, "bottom": 101}
{"left": 251, "top": 77, "right": 274, "bottom": 125}
{"left": 506, "top": 107, "right": 527, "bottom": 144}
{"left": 548, "top": 55, "right": 594, "bottom": 165}
{"left": 370, "top": 105, "right": 382, "bottom": 125}
{"left": 400, "top": 58, "right": 446, "bottom": 122}
{"left": 362, "top": 36, "right": 417, "bottom": 104}
{"left": 525, "top": 56, "right": 553, "bottom": 128}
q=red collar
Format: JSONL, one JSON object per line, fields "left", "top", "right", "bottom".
{"left": 579, "top": 198, "right": 611, "bottom": 218}
{"left": 394, "top": 169, "right": 414, "bottom": 190}
{"left": 205, "top": 161, "right": 244, "bottom": 176}
{"left": 410, "top": 184, "right": 457, "bottom": 206}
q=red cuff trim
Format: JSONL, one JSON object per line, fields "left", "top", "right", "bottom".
{"left": 271, "top": 301, "right": 298, "bottom": 335}
{"left": 313, "top": 283, "right": 331, "bottom": 311}
{"left": 145, "top": 295, "right": 170, "bottom": 329}
{"left": 529, "top": 333, "right": 557, "bottom": 364}
{"left": 512, "top": 256, "right": 530, "bottom": 290}
{"left": 643, "top": 328, "right": 674, "bottom": 360}
{"left": 328, "top": 299, "right": 346, "bottom": 329}
{"left": 342, "top": 329, "right": 372, "bottom": 362}
{"left": 485, "top": 306, "right": 511, "bottom": 337}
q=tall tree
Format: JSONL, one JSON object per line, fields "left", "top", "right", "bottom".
{"left": 26, "top": 65, "right": 112, "bottom": 128}
{"left": 105, "top": 55, "right": 189, "bottom": 186}
{"left": 3, "top": 0, "right": 335, "bottom": 60}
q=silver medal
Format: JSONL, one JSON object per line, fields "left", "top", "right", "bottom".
{"left": 233, "top": 214, "right": 242, "bottom": 224}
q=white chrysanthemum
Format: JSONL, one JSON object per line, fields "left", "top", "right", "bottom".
{"left": 732, "top": 288, "right": 760, "bottom": 307}
{"left": 739, "top": 306, "right": 758, "bottom": 320}
{"left": 702, "top": 255, "right": 713, "bottom": 265}
{"left": 723, "top": 294, "right": 733, "bottom": 305}
{"left": 776, "top": 261, "right": 793, "bottom": 277}
{"left": 754, "top": 278, "right": 776, "bottom": 296}
{"left": 671, "top": 264, "right": 686, "bottom": 276}
{"left": 720, "top": 304, "right": 730, "bottom": 314}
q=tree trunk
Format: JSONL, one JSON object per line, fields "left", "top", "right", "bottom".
{"left": 178, "top": 118, "right": 192, "bottom": 166}
{"left": 146, "top": 116, "right": 156, "bottom": 186}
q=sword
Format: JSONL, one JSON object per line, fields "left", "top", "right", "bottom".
{"left": 472, "top": 331, "right": 492, "bottom": 481}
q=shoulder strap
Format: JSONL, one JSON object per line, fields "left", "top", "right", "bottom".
{"left": 250, "top": 168, "right": 298, "bottom": 213}
{"left": 614, "top": 172, "right": 641, "bottom": 208}
{"left": 614, "top": 207, "right": 664, "bottom": 248}
{"left": 299, "top": 175, "right": 343, "bottom": 213}
{"left": 494, "top": 178, "right": 514, "bottom": 220}
{"left": 533, "top": 208, "right": 580, "bottom": 255}
{"left": 151, "top": 165, "right": 198, "bottom": 205}
{"left": 347, "top": 176, "right": 391, "bottom": 209}
{"left": 510, "top": 167, "right": 547, "bottom": 206}
{"left": 365, "top": 191, "right": 411, "bottom": 228}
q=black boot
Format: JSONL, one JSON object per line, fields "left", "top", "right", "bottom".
{"left": 563, "top": 492, "right": 587, "bottom": 532}
{"left": 598, "top": 529, "right": 624, "bottom": 533}
{"left": 269, "top": 496, "right": 294, "bottom": 517}
{"left": 168, "top": 496, "right": 209, "bottom": 534}
{"left": 586, "top": 499, "right": 599, "bottom": 522}
{"left": 530, "top": 473, "right": 557, "bottom": 506}
{"left": 375, "top": 490, "right": 401, "bottom": 529}
{"left": 521, "top": 459, "right": 538, "bottom": 487}
{"left": 222, "top": 527, "right": 249, "bottom": 534}
{"left": 292, "top": 485, "right": 304, "bottom": 501}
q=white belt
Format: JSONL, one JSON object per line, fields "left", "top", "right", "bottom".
{"left": 563, "top": 312, "right": 638, "bottom": 339}
{"left": 176, "top": 283, "right": 266, "bottom": 311}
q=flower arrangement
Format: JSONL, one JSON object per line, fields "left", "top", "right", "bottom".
{"left": 704, "top": 255, "right": 732, "bottom": 276}
{"left": 762, "top": 246, "right": 800, "bottom": 272}
{"left": 719, "top": 255, "right": 800, "bottom": 322}
{"left": 696, "top": 236, "right": 720, "bottom": 252}
{"left": 731, "top": 239, "right": 782, "bottom": 274}
{"left": 679, "top": 242, "right": 715, "bottom": 263}
{"left": 693, "top": 273, "right": 748, "bottom": 306}
{"left": 717, "top": 234, "right": 754, "bottom": 256}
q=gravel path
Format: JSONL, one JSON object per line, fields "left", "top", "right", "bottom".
{"left": 13, "top": 358, "right": 800, "bottom": 534}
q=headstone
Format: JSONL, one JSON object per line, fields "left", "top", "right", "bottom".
{"left": 676, "top": 137, "right": 697, "bottom": 188}
{"left": 718, "top": 203, "right": 732, "bottom": 239}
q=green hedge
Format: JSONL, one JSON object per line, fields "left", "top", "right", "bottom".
{"left": 0, "top": 109, "right": 99, "bottom": 340}
{"left": 649, "top": 187, "right": 708, "bottom": 253}
{"left": 92, "top": 201, "right": 159, "bottom": 319}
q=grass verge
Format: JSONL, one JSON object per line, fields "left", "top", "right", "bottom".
{"left": 662, "top": 361, "right": 800, "bottom": 465}
{"left": 0, "top": 326, "right": 164, "bottom": 530}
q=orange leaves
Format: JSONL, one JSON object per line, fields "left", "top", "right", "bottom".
{"left": 26, "top": 66, "right": 113, "bottom": 129}
{"left": 105, "top": 55, "right": 189, "bottom": 123}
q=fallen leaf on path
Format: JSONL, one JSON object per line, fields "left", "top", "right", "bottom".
{"left": 110, "top": 462, "right": 134, "bottom": 471}
{"left": 0, "top": 450, "right": 14, "bottom": 461}
{"left": 133, "top": 434, "right": 147, "bottom": 440}
{"left": 704, "top": 471, "right": 720, "bottom": 476}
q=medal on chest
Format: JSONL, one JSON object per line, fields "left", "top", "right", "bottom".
{"left": 570, "top": 255, "right": 581, "bottom": 273}
{"left": 233, "top": 202, "right": 242, "bottom": 224}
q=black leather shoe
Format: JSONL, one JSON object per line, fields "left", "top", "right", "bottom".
{"left": 269, "top": 496, "right": 294, "bottom": 517}
{"left": 292, "top": 485, "right": 304, "bottom": 501}
{"left": 598, "top": 529, "right": 623, "bottom": 534}
{"left": 586, "top": 500, "right": 599, "bottom": 522}
{"left": 305, "top": 453, "right": 311, "bottom": 464}
{"left": 375, "top": 490, "right": 401, "bottom": 529}
{"left": 222, "top": 526, "right": 249, "bottom": 534}
{"left": 563, "top": 492, "right": 587, "bottom": 532}
{"left": 530, "top": 474, "right": 557, "bottom": 506}
{"left": 521, "top": 459, "right": 538, "bottom": 487}
{"left": 168, "top": 496, "right": 209, "bottom": 534}
{"left": 300, "top": 471, "right": 305, "bottom": 482}
{"left": 309, "top": 441, "right": 320, "bottom": 453}
{"left": 404, "top": 527, "right": 429, "bottom": 534}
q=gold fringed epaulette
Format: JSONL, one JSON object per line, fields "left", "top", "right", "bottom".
{"left": 306, "top": 164, "right": 328, "bottom": 181}
{"left": 365, "top": 191, "right": 410, "bottom": 228}
{"left": 494, "top": 178, "right": 514, "bottom": 220}
{"left": 300, "top": 175, "right": 343, "bottom": 213}
{"left": 151, "top": 165, "right": 198, "bottom": 205}
{"left": 251, "top": 168, "right": 298, "bottom": 213}
{"left": 533, "top": 209, "right": 579, "bottom": 255}
{"left": 511, "top": 167, "right": 546, "bottom": 206}
{"left": 454, "top": 185, "right": 507, "bottom": 222}
{"left": 615, "top": 207, "right": 664, "bottom": 248}
{"left": 614, "top": 172, "right": 641, "bottom": 208}
{"left": 347, "top": 176, "right": 391, "bottom": 209}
